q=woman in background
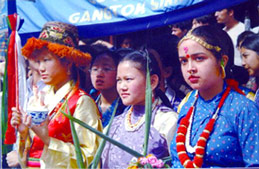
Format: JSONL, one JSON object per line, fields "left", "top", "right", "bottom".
{"left": 241, "top": 34, "right": 259, "bottom": 106}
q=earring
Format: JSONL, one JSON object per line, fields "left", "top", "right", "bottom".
{"left": 221, "top": 59, "right": 226, "bottom": 79}
{"left": 221, "top": 64, "right": 226, "bottom": 79}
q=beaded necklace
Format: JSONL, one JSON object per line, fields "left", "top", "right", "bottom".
{"left": 176, "top": 85, "right": 231, "bottom": 168}
{"left": 125, "top": 99, "right": 159, "bottom": 132}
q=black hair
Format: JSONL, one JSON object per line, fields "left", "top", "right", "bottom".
{"left": 90, "top": 43, "right": 110, "bottom": 57}
{"left": 229, "top": 65, "right": 250, "bottom": 85}
{"left": 226, "top": 5, "right": 242, "bottom": 21}
{"left": 78, "top": 44, "right": 99, "bottom": 58}
{"left": 240, "top": 34, "right": 259, "bottom": 54}
{"left": 116, "top": 33, "right": 135, "bottom": 49}
{"left": 120, "top": 50, "right": 160, "bottom": 80}
{"left": 194, "top": 14, "right": 217, "bottom": 26}
{"left": 190, "top": 25, "right": 234, "bottom": 79}
{"left": 147, "top": 34, "right": 180, "bottom": 80}
{"left": 171, "top": 20, "right": 192, "bottom": 31}
{"left": 236, "top": 31, "right": 255, "bottom": 48}
{"left": 90, "top": 49, "right": 122, "bottom": 68}
{"left": 70, "top": 63, "right": 88, "bottom": 89}
{"left": 115, "top": 47, "right": 135, "bottom": 58}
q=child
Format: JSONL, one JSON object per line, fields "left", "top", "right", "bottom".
{"left": 10, "top": 21, "right": 102, "bottom": 169}
{"left": 6, "top": 58, "right": 47, "bottom": 168}
{"left": 170, "top": 25, "right": 259, "bottom": 168}
{"left": 89, "top": 49, "right": 125, "bottom": 128}
{"left": 101, "top": 50, "right": 178, "bottom": 168}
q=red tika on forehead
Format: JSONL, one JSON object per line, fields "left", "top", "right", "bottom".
{"left": 183, "top": 47, "right": 190, "bottom": 58}
{"left": 184, "top": 47, "right": 188, "bottom": 54}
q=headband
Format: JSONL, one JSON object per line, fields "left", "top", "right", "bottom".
{"left": 178, "top": 29, "right": 221, "bottom": 52}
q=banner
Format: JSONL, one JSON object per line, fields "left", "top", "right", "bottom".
{"left": 16, "top": 0, "right": 248, "bottom": 41}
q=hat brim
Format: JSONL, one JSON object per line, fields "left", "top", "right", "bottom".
{"left": 22, "top": 37, "right": 91, "bottom": 67}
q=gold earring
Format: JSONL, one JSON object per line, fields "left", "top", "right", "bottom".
{"left": 221, "top": 64, "right": 226, "bottom": 79}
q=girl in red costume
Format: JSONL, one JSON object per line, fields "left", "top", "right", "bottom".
{"left": 11, "top": 21, "right": 102, "bottom": 169}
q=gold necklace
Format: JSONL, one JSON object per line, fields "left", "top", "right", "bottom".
{"left": 125, "top": 106, "right": 146, "bottom": 131}
{"left": 124, "top": 99, "right": 159, "bottom": 132}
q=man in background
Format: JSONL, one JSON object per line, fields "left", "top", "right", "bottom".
{"left": 215, "top": 7, "right": 245, "bottom": 66}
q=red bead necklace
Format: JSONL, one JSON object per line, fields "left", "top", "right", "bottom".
{"left": 176, "top": 86, "right": 231, "bottom": 168}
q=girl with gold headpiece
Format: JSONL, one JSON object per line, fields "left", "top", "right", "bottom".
{"left": 170, "top": 25, "right": 259, "bottom": 168}
{"left": 10, "top": 21, "right": 102, "bottom": 169}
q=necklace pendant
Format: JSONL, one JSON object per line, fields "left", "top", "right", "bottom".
{"left": 186, "top": 144, "right": 196, "bottom": 154}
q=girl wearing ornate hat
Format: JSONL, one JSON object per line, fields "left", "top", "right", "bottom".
{"left": 170, "top": 25, "right": 259, "bottom": 168}
{"left": 10, "top": 21, "right": 102, "bottom": 168}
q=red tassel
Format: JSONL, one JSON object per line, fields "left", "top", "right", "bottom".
{"left": 5, "top": 14, "right": 18, "bottom": 144}
{"left": 226, "top": 79, "right": 245, "bottom": 95}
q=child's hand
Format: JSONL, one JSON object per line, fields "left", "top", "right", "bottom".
{"left": 6, "top": 150, "right": 19, "bottom": 167}
{"left": 11, "top": 107, "right": 30, "bottom": 136}
{"left": 31, "top": 117, "right": 50, "bottom": 146}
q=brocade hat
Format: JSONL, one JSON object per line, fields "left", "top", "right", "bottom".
{"left": 22, "top": 21, "right": 91, "bottom": 66}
